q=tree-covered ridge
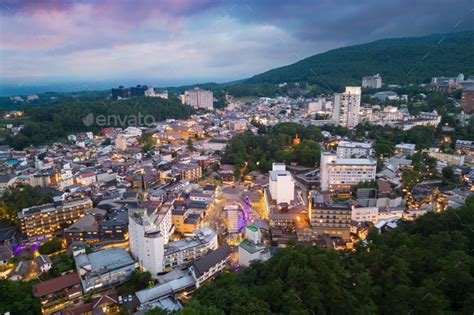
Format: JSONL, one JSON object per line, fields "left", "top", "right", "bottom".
{"left": 182, "top": 198, "right": 474, "bottom": 314}
{"left": 221, "top": 123, "right": 324, "bottom": 173}
{"left": 4, "top": 96, "right": 195, "bottom": 149}
{"left": 245, "top": 31, "right": 474, "bottom": 90}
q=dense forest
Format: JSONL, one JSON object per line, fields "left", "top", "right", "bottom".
{"left": 0, "top": 184, "right": 54, "bottom": 224}
{"left": 175, "top": 198, "right": 474, "bottom": 315}
{"left": 244, "top": 31, "right": 474, "bottom": 90}
{"left": 221, "top": 123, "right": 325, "bottom": 174}
{"left": 3, "top": 96, "right": 194, "bottom": 149}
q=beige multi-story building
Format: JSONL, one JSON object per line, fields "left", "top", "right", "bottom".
{"left": 320, "top": 152, "right": 376, "bottom": 192}
{"left": 19, "top": 197, "right": 93, "bottom": 239}
{"left": 175, "top": 163, "right": 202, "bottom": 181}
{"left": 183, "top": 88, "right": 213, "bottom": 109}
{"left": 310, "top": 194, "right": 352, "bottom": 240}
{"left": 333, "top": 86, "right": 361, "bottom": 128}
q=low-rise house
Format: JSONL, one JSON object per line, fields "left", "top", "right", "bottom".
{"left": 9, "top": 260, "right": 31, "bottom": 280}
{"left": 61, "top": 290, "right": 120, "bottom": 315}
{"left": 32, "top": 272, "right": 83, "bottom": 314}
{"left": 0, "top": 245, "right": 12, "bottom": 266}
{"left": 35, "top": 254, "right": 53, "bottom": 273}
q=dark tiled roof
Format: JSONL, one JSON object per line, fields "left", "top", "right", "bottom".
{"left": 190, "top": 244, "right": 231, "bottom": 278}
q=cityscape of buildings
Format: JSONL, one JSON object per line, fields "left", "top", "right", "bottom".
{"left": 0, "top": 69, "right": 473, "bottom": 314}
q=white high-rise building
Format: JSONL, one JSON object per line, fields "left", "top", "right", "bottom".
{"left": 268, "top": 163, "right": 295, "bottom": 204}
{"left": 128, "top": 205, "right": 172, "bottom": 277}
{"left": 362, "top": 74, "right": 382, "bottom": 89}
{"left": 184, "top": 88, "right": 213, "bottom": 109}
{"left": 336, "top": 140, "right": 374, "bottom": 158}
{"left": 320, "top": 152, "right": 376, "bottom": 191}
{"left": 333, "top": 86, "right": 361, "bottom": 128}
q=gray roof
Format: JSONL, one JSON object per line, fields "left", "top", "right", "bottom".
{"left": 78, "top": 248, "right": 134, "bottom": 272}
{"left": 136, "top": 274, "right": 195, "bottom": 304}
{"left": 190, "top": 244, "right": 231, "bottom": 278}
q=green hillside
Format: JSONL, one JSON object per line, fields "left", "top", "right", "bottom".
{"left": 244, "top": 31, "right": 474, "bottom": 90}
{"left": 177, "top": 198, "right": 474, "bottom": 314}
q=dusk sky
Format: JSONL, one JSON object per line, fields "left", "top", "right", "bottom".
{"left": 1, "top": 0, "right": 473, "bottom": 94}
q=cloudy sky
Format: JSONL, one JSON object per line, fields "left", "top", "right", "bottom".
{"left": 1, "top": 0, "right": 473, "bottom": 93}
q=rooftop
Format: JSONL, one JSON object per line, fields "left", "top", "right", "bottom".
{"left": 190, "top": 244, "right": 231, "bottom": 278}
{"left": 239, "top": 239, "right": 266, "bottom": 254}
{"left": 76, "top": 248, "right": 134, "bottom": 273}
{"left": 33, "top": 272, "right": 81, "bottom": 297}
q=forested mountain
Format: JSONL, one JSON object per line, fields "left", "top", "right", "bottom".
{"left": 244, "top": 31, "right": 474, "bottom": 91}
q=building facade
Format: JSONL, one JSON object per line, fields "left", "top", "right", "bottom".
{"left": 333, "top": 86, "right": 361, "bottom": 128}
{"left": 336, "top": 141, "right": 373, "bottom": 158}
{"left": 128, "top": 206, "right": 172, "bottom": 277}
{"left": 268, "top": 163, "right": 295, "bottom": 204}
{"left": 461, "top": 88, "right": 474, "bottom": 113}
{"left": 310, "top": 195, "right": 352, "bottom": 239}
{"left": 362, "top": 74, "right": 382, "bottom": 89}
{"left": 320, "top": 152, "right": 377, "bottom": 192}
{"left": 19, "top": 197, "right": 93, "bottom": 239}
{"left": 184, "top": 88, "right": 213, "bottom": 109}
{"left": 74, "top": 247, "right": 136, "bottom": 293}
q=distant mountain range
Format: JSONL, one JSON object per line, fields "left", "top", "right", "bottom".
{"left": 2, "top": 31, "right": 473, "bottom": 97}
{"left": 242, "top": 31, "right": 474, "bottom": 90}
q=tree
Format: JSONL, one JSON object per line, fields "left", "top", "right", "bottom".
{"left": 442, "top": 167, "right": 455, "bottom": 183}
{"left": 38, "top": 237, "right": 63, "bottom": 255}
{"left": 0, "top": 280, "right": 41, "bottom": 314}
{"left": 0, "top": 184, "right": 54, "bottom": 223}
{"left": 182, "top": 201, "right": 474, "bottom": 314}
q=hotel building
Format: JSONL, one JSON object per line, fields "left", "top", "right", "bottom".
{"left": 183, "top": 88, "right": 213, "bottom": 109}
{"left": 310, "top": 194, "right": 353, "bottom": 240}
{"left": 320, "top": 152, "right": 377, "bottom": 192}
{"left": 18, "top": 197, "right": 93, "bottom": 239}
{"left": 336, "top": 140, "right": 374, "bottom": 158}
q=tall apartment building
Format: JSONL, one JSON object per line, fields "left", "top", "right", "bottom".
{"left": 333, "top": 86, "right": 361, "bottom": 128}
{"left": 268, "top": 163, "right": 295, "bottom": 204}
{"left": 128, "top": 205, "right": 172, "bottom": 277}
{"left": 18, "top": 197, "right": 93, "bottom": 238}
{"left": 320, "top": 152, "right": 377, "bottom": 192}
{"left": 336, "top": 140, "right": 374, "bottom": 158}
{"left": 310, "top": 194, "right": 353, "bottom": 239}
{"left": 183, "top": 88, "right": 213, "bottom": 109}
{"left": 362, "top": 74, "right": 382, "bottom": 89}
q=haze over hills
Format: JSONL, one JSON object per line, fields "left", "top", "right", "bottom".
{"left": 243, "top": 31, "right": 474, "bottom": 90}
{"left": 1, "top": 31, "right": 473, "bottom": 97}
